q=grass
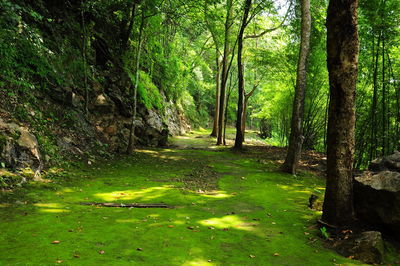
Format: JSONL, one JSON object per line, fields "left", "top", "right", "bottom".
{"left": 0, "top": 130, "right": 384, "bottom": 265}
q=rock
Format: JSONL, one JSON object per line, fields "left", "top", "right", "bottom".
{"left": 0, "top": 118, "right": 42, "bottom": 179}
{"left": 369, "top": 151, "right": 400, "bottom": 172}
{"left": 93, "top": 94, "right": 114, "bottom": 114}
{"left": 335, "top": 231, "right": 384, "bottom": 264}
{"left": 354, "top": 171, "right": 400, "bottom": 238}
{"left": 104, "top": 125, "right": 118, "bottom": 135}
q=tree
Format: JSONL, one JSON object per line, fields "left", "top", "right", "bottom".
{"left": 217, "top": 0, "right": 234, "bottom": 145}
{"left": 234, "top": 0, "right": 252, "bottom": 149}
{"left": 322, "top": 0, "right": 359, "bottom": 226}
{"left": 281, "top": 0, "right": 311, "bottom": 174}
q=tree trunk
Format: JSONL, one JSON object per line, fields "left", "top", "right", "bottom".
{"left": 234, "top": 0, "right": 252, "bottom": 150}
{"left": 127, "top": 12, "right": 145, "bottom": 154}
{"left": 211, "top": 51, "right": 221, "bottom": 137}
{"left": 370, "top": 33, "right": 381, "bottom": 161}
{"left": 322, "top": 0, "right": 359, "bottom": 227}
{"left": 281, "top": 0, "right": 311, "bottom": 174}
{"left": 217, "top": 0, "right": 233, "bottom": 145}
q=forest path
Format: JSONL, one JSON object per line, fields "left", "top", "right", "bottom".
{"left": 0, "top": 130, "right": 360, "bottom": 265}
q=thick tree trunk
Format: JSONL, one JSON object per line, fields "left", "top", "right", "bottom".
{"left": 217, "top": 0, "right": 233, "bottom": 145}
{"left": 234, "top": 0, "right": 252, "bottom": 150}
{"left": 281, "top": 0, "right": 311, "bottom": 174}
{"left": 211, "top": 52, "right": 221, "bottom": 137}
{"left": 322, "top": 0, "right": 359, "bottom": 227}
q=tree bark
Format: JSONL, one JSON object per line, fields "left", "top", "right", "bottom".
{"left": 281, "top": 0, "right": 311, "bottom": 174}
{"left": 322, "top": 0, "right": 359, "bottom": 227}
{"left": 211, "top": 51, "right": 222, "bottom": 137}
{"left": 127, "top": 12, "right": 145, "bottom": 154}
{"left": 217, "top": 0, "right": 233, "bottom": 145}
{"left": 234, "top": 0, "right": 252, "bottom": 150}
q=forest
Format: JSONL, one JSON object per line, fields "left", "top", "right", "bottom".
{"left": 0, "top": 0, "right": 400, "bottom": 265}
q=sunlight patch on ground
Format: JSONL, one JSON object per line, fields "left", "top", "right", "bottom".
{"left": 40, "top": 208, "right": 70, "bottom": 213}
{"left": 199, "top": 215, "right": 258, "bottom": 232}
{"left": 199, "top": 191, "right": 233, "bottom": 199}
{"left": 182, "top": 259, "right": 214, "bottom": 266}
{"left": 34, "top": 203, "right": 63, "bottom": 208}
{"left": 93, "top": 186, "right": 174, "bottom": 201}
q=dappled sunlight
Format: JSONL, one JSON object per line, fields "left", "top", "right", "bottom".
{"left": 34, "top": 203, "right": 63, "bottom": 208}
{"left": 34, "top": 202, "right": 70, "bottom": 213}
{"left": 93, "top": 185, "right": 174, "bottom": 201}
{"left": 40, "top": 208, "right": 70, "bottom": 213}
{"left": 199, "top": 215, "right": 258, "bottom": 232}
{"left": 183, "top": 259, "right": 214, "bottom": 266}
{"left": 199, "top": 190, "right": 233, "bottom": 199}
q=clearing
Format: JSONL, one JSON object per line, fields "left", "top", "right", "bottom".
{"left": 1, "top": 130, "right": 365, "bottom": 265}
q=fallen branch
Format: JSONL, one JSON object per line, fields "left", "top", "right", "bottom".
{"left": 81, "top": 202, "right": 171, "bottom": 208}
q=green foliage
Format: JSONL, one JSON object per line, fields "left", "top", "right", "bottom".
{"left": 136, "top": 71, "right": 164, "bottom": 110}
{"left": 320, "top": 227, "right": 330, "bottom": 239}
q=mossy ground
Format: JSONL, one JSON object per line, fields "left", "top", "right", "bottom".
{"left": 0, "top": 130, "right": 393, "bottom": 265}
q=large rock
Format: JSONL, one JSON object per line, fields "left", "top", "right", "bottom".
{"left": 0, "top": 118, "right": 42, "bottom": 179}
{"left": 369, "top": 151, "right": 400, "bottom": 172}
{"left": 335, "top": 231, "right": 384, "bottom": 265}
{"left": 354, "top": 171, "right": 400, "bottom": 238}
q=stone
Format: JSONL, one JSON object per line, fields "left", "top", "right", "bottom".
{"left": 335, "top": 231, "right": 384, "bottom": 265}
{"left": 0, "top": 118, "right": 42, "bottom": 179}
{"left": 354, "top": 171, "right": 400, "bottom": 238}
{"left": 369, "top": 151, "right": 400, "bottom": 172}
{"left": 93, "top": 94, "right": 114, "bottom": 114}
{"left": 104, "top": 125, "right": 118, "bottom": 135}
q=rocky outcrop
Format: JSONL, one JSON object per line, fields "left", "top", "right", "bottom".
{"left": 335, "top": 231, "right": 384, "bottom": 265}
{"left": 354, "top": 152, "right": 400, "bottom": 239}
{"left": 0, "top": 118, "right": 42, "bottom": 179}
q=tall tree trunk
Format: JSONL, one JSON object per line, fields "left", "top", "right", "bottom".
{"left": 217, "top": 0, "right": 233, "bottom": 145}
{"left": 81, "top": 0, "right": 89, "bottom": 115}
{"left": 381, "top": 34, "right": 386, "bottom": 156}
{"left": 370, "top": 33, "right": 381, "bottom": 161}
{"left": 127, "top": 12, "right": 145, "bottom": 154}
{"left": 234, "top": 0, "right": 252, "bottom": 150}
{"left": 322, "top": 0, "right": 359, "bottom": 227}
{"left": 281, "top": 0, "right": 311, "bottom": 174}
{"left": 211, "top": 51, "right": 221, "bottom": 137}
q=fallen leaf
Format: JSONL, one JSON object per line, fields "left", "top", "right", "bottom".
{"left": 187, "top": 226, "right": 195, "bottom": 230}
{"left": 249, "top": 254, "right": 256, "bottom": 258}
{"left": 304, "top": 232, "right": 310, "bottom": 235}
{"left": 137, "top": 248, "right": 143, "bottom": 251}
{"left": 208, "top": 227, "right": 215, "bottom": 230}
{"left": 222, "top": 228, "right": 229, "bottom": 231}
{"left": 55, "top": 260, "right": 63, "bottom": 263}
{"left": 273, "top": 253, "right": 280, "bottom": 256}
{"left": 98, "top": 250, "right": 105, "bottom": 254}
{"left": 51, "top": 240, "right": 61, "bottom": 244}
{"left": 73, "top": 254, "right": 80, "bottom": 258}
{"left": 347, "top": 255, "right": 354, "bottom": 259}
{"left": 168, "top": 225, "right": 174, "bottom": 228}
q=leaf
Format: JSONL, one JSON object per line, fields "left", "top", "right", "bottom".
{"left": 98, "top": 250, "right": 105, "bottom": 254}
{"left": 51, "top": 240, "right": 61, "bottom": 244}
{"left": 168, "top": 225, "right": 174, "bottom": 228}
{"left": 55, "top": 260, "right": 63, "bottom": 263}
{"left": 249, "top": 254, "right": 256, "bottom": 258}
{"left": 137, "top": 248, "right": 143, "bottom": 251}
{"left": 187, "top": 226, "right": 195, "bottom": 230}
{"left": 273, "top": 253, "right": 280, "bottom": 256}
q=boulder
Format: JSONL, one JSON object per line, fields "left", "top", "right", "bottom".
{"left": 354, "top": 171, "right": 400, "bottom": 238}
{"left": 335, "top": 231, "right": 384, "bottom": 264}
{"left": 369, "top": 151, "right": 400, "bottom": 172}
{"left": 93, "top": 93, "right": 114, "bottom": 114}
{"left": 0, "top": 118, "right": 42, "bottom": 179}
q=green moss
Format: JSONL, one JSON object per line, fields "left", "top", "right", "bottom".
{"left": 0, "top": 131, "right": 397, "bottom": 265}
